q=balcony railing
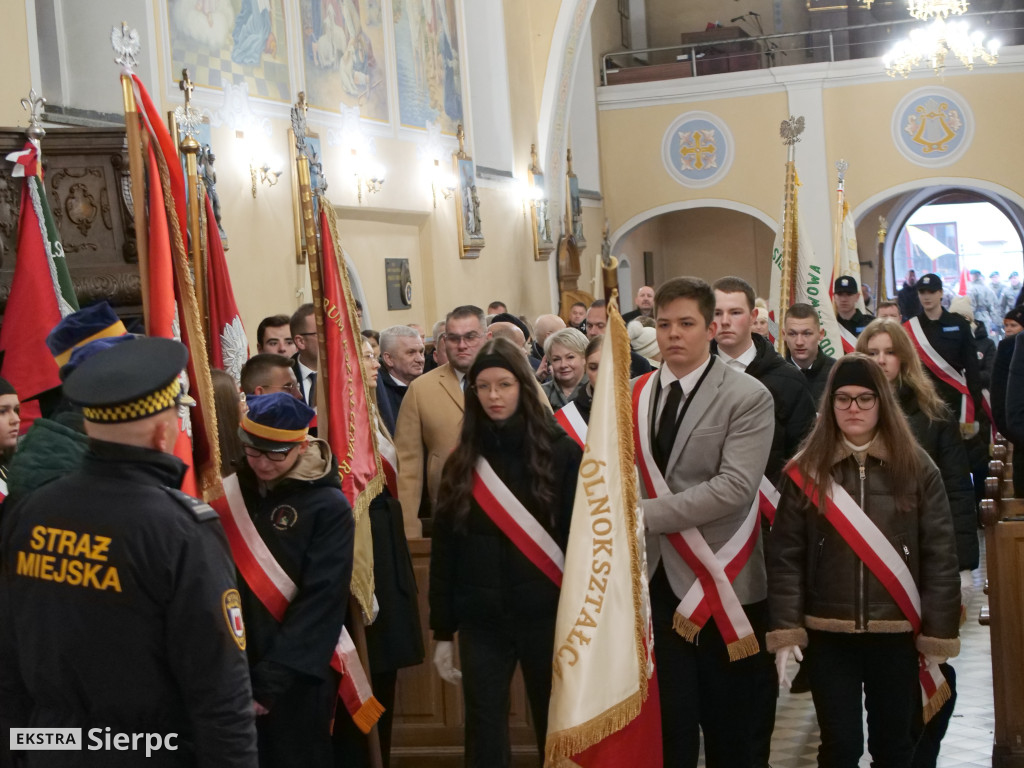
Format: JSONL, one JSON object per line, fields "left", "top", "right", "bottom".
{"left": 601, "top": 9, "right": 1024, "bottom": 86}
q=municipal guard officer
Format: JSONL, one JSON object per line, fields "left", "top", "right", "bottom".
{"left": 0, "top": 337, "right": 257, "bottom": 767}
{"left": 834, "top": 276, "right": 874, "bottom": 337}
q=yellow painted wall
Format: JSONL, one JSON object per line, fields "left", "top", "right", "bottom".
{"left": 0, "top": 3, "right": 33, "bottom": 127}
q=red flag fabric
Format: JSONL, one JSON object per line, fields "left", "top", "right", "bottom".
{"left": 316, "top": 206, "right": 383, "bottom": 514}
{"left": 131, "top": 74, "right": 221, "bottom": 498}
{"left": 957, "top": 268, "right": 968, "bottom": 296}
{"left": 204, "top": 194, "right": 248, "bottom": 382}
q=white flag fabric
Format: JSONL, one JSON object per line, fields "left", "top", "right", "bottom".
{"left": 545, "top": 301, "right": 661, "bottom": 768}
{"left": 835, "top": 199, "right": 866, "bottom": 313}
{"left": 768, "top": 177, "right": 843, "bottom": 359}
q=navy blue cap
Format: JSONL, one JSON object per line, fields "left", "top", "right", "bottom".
{"left": 46, "top": 302, "right": 128, "bottom": 367}
{"left": 834, "top": 276, "right": 859, "bottom": 294}
{"left": 64, "top": 337, "right": 188, "bottom": 423}
{"left": 239, "top": 392, "right": 315, "bottom": 451}
{"left": 916, "top": 273, "right": 943, "bottom": 292}
{"left": 60, "top": 335, "right": 137, "bottom": 380}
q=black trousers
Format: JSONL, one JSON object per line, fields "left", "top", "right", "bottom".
{"left": 806, "top": 630, "right": 919, "bottom": 768}
{"left": 651, "top": 567, "right": 772, "bottom": 768}
{"left": 257, "top": 673, "right": 338, "bottom": 768}
{"left": 910, "top": 663, "right": 957, "bottom": 768}
{"left": 458, "top": 621, "right": 555, "bottom": 768}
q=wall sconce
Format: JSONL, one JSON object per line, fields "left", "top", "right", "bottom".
{"left": 354, "top": 156, "right": 385, "bottom": 204}
{"left": 518, "top": 179, "right": 544, "bottom": 216}
{"left": 431, "top": 158, "right": 456, "bottom": 208}
{"left": 250, "top": 159, "right": 282, "bottom": 198}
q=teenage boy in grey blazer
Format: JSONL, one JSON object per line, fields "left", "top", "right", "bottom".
{"left": 637, "top": 276, "right": 775, "bottom": 767}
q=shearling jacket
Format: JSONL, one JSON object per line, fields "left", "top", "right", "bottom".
{"left": 765, "top": 441, "right": 961, "bottom": 660}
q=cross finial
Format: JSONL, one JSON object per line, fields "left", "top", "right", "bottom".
{"left": 174, "top": 68, "right": 202, "bottom": 141}
{"left": 836, "top": 159, "right": 849, "bottom": 185}
{"left": 179, "top": 69, "right": 194, "bottom": 107}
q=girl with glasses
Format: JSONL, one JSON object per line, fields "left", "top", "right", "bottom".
{"left": 429, "top": 338, "right": 582, "bottom": 767}
{"left": 766, "top": 354, "right": 961, "bottom": 767}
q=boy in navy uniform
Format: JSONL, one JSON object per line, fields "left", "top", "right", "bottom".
{"left": 0, "top": 337, "right": 257, "bottom": 767}
{"left": 834, "top": 276, "right": 874, "bottom": 338}
{"left": 233, "top": 393, "right": 354, "bottom": 767}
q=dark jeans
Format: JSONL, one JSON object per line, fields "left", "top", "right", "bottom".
{"left": 651, "top": 567, "right": 772, "bottom": 768}
{"left": 911, "top": 663, "right": 957, "bottom": 768}
{"left": 806, "top": 630, "right": 918, "bottom": 768}
{"left": 459, "top": 621, "right": 555, "bottom": 768}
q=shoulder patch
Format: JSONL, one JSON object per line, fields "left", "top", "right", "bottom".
{"left": 163, "top": 487, "right": 219, "bottom": 522}
{"left": 222, "top": 589, "right": 246, "bottom": 650}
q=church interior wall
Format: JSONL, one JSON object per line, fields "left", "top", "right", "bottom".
{"left": 1, "top": 2, "right": 34, "bottom": 127}
{"left": 642, "top": 0, "right": 809, "bottom": 51}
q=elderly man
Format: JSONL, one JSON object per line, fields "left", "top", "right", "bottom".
{"left": 377, "top": 325, "right": 426, "bottom": 435}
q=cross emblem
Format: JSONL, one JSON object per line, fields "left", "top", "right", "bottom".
{"left": 679, "top": 130, "right": 716, "bottom": 171}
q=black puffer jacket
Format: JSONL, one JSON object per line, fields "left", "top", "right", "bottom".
{"left": 732, "top": 334, "right": 817, "bottom": 484}
{"left": 786, "top": 351, "right": 836, "bottom": 408}
{"left": 898, "top": 385, "right": 978, "bottom": 571}
{"left": 429, "top": 413, "right": 582, "bottom": 640}
{"left": 766, "top": 441, "right": 961, "bottom": 658}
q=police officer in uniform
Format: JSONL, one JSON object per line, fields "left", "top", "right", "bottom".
{"left": 834, "top": 276, "right": 874, "bottom": 338}
{"left": 0, "top": 337, "right": 257, "bottom": 767}
{"left": 910, "top": 273, "right": 985, "bottom": 430}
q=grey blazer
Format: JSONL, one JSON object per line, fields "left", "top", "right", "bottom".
{"left": 638, "top": 358, "right": 775, "bottom": 605}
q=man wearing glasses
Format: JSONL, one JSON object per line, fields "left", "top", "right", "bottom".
{"left": 395, "top": 305, "right": 489, "bottom": 539}
{"left": 290, "top": 304, "right": 320, "bottom": 407}
{"left": 235, "top": 392, "right": 354, "bottom": 765}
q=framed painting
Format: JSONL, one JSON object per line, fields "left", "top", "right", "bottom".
{"left": 452, "top": 126, "right": 484, "bottom": 258}
{"left": 393, "top": 0, "right": 464, "bottom": 133}
{"left": 529, "top": 144, "right": 553, "bottom": 261}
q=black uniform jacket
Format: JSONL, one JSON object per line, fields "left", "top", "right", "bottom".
{"left": 235, "top": 440, "right": 354, "bottom": 708}
{"left": 786, "top": 351, "right": 836, "bottom": 409}
{"left": 0, "top": 439, "right": 257, "bottom": 767}
{"left": 429, "top": 413, "right": 582, "bottom": 641}
{"left": 837, "top": 308, "right": 874, "bottom": 337}
{"left": 910, "top": 310, "right": 984, "bottom": 421}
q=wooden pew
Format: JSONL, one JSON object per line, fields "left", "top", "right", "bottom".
{"left": 979, "top": 450, "right": 1024, "bottom": 767}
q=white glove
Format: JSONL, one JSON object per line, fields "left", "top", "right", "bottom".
{"left": 960, "top": 570, "right": 975, "bottom": 609}
{"left": 433, "top": 641, "right": 462, "bottom": 685}
{"left": 775, "top": 645, "right": 803, "bottom": 690}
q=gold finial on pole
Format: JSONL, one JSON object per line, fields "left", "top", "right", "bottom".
{"left": 456, "top": 124, "right": 466, "bottom": 156}
{"left": 776, "top": 116, "right": 806, "bottom": 357}
{"left": 20, "top": 89, "right": 47, "bottom": 147}
{"left": 176, "top": 68, "right": 206, "bottom": 336}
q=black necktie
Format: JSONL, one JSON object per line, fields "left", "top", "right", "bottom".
{"left": 654, "top": 381, "right": 683, "bottom": 474}
{"left": 308, "top": 372, "right": 317, "bottom": 407}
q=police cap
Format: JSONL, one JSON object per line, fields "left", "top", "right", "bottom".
{"left": 239, "top": 392, "right": 314, "bottom": 452}
{"left": 46, "top": 302, "right": 128, "bottom": 367}
{"left": 64, "top": 337, "right": 189, "bottom": 423}
{"left": 834, "top": 276, "right": 859, "bottom": 295}
{"left": 916, "top": 273, "right": 943, "bottom": 292}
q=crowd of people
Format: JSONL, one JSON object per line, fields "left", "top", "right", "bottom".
{"left": 0, "top": 268, "right": 1023, "bottom": 768}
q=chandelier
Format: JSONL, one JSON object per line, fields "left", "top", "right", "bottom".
{"left": 883, "top": 0, "right": 999, "bottom": 77}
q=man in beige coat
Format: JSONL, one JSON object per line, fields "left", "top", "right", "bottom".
{"left": 395, "top": 306, "right": 488, "bottom": 539}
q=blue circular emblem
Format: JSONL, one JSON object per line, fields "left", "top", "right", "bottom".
{"left": 662, "top": 111, "right": 733, "bottom": 188}
{"left": 891, "top": 87, "right": 973, "bottom": 168}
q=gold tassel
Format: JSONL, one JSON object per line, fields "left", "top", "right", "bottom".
{"left": 922, "top": 681, "right": 951, "bottom": 724}
{"left": 351, "top": 695, "right": 386, "bottom": 735}
{"left": 726, "top": 633, "right": 761, "bottom": 661}
{"left": 673, "top": 612, "right": 701, "bottom": 643}
{"left": 544, "top": 691, "right": 643, "bottom": 766}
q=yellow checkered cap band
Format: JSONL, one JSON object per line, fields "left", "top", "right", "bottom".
{"left": 81, "top": 378, "right": 182, "bottom": 423}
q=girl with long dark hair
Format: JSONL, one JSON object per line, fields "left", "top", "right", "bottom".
{"left": 429, "top": 338, "right": 582, "bottom": 767}
{"left": 766, "top": 355, "right": 961, "bottom": 767}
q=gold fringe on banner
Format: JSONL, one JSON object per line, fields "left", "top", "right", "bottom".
{"left": 153, "top": 144, "right": 222, "bottom": 501}
{"left": 545, "top": 690, "right": 644, "bottom": 765}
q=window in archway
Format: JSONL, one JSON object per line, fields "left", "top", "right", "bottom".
{"left": 893, "top": 197, "right": 1023, "bottom": 316}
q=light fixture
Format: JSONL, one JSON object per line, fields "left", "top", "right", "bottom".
{"left": 250, "top": 159, "right": 282, "bottom": 198}
{"left": 884, "top": 0, "right": 999, "bottom": 77}
{"left": 353, "top": 152, "right": 385, "bottom": 204}
{"left": 518, "top": 179, "right": 544, "bottom": 217}
{"left": 431, "top": 158, "right": 456, "bottom": 208}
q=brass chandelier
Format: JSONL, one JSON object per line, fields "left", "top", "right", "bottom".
{"left": 883, "top": 0, "right": 999, "bottom": 77}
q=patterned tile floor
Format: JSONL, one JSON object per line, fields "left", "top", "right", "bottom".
{"left": 699, "top": 544, "right": 995, "bottom": 767}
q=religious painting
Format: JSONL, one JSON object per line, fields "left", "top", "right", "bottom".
{"left": 298, "top": 0, "right": 390, "bottom": 123}
{"left": 392, "top": 0, "right": 464, "bottom": 133}
{"left": 167, "top": 0, "right": 291, "bottom": 103}
{"left": 661, "top": 111, "right": 734, "bottom": 189}
{"left": 528, "top": 145, "right": 553, "bottom": 261}
{"left": 891, "top": 87, "right": 973, "bottom": 168}
{"left": 452, "top": 127, "right": 483, "bottom": 258}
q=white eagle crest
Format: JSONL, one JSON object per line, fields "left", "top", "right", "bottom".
{"left": 111, "top": 23, "right": 141, "bottom": 73}
{"left": 221, "top": 316, "right": 248, "bottom": 384}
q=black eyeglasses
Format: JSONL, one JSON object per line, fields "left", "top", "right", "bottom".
{"left": 833, "top": 392, "right": 878, "bottom": 411}
{"left": 243, "top": 445, "right": 296, "bottom": 462}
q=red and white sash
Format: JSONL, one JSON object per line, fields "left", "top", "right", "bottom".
{"left": 786, "top": 465, "right": 951, "bottom": 722}
{"left": 554, "top": 401, "right": 588, "bottom": 449}
{"left": 212, "top": 474, "right": 384, "bottom": 733}
{"left": 838, "top": 325, "right": 858, "bottom": 354}
{"left": 631, "top": 372, "right": 761, "bottom": 661}
{"left": 471, "top": 457, "right": 564, "bottom": 587}
{"left": 375, "top": 419, "right": 398, "bottom": 498}
{"left": 758, "top": 476, "right": 780, "bottom": 526}
{"left": 0, "top": 476, "right": 7, "bottom": 503}
{"left": 904, "top": 317, "right": 974, "bottom": 425}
